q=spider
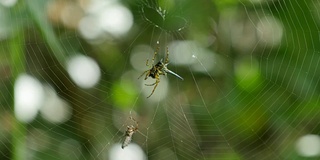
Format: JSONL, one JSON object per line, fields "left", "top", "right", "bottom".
{"left": 121, "top": 117, "right": 138, "bottom": 149}
{"left": 138, "top": 42, "right": 183, "bottom": 98}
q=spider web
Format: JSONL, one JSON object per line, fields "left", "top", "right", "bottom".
{"left": 1, "top": 0, "right": 320, "bottom": 160}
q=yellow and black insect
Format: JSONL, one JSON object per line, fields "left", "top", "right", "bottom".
{"left": 138, "top": 42, "right": 183, "bottom": 98}
{"left": 122, "top": 117, "right": 138, "bottom": 149}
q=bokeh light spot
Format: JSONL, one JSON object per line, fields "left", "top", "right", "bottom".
{"left": 169, "top": 41, "right": 197, "bottom": 66}
{"left": 66, "top": 54, "right": 101, "bottom": 89}
{"left": 61, "top": 2, "right": 83, "bottom": 29}
{"left": 14, "top": 74, "right": 44, "bottom": 123}
{"left": 0, "top": 0, "right": 17, "bottom": 7}
{"left": 40, "top": 85, "right": 72, "bottom": 124}
{"left": 78, "top": 15, "right": 103, "bottom": 40}
{"left": 296, "top": 134, "right": 320, "bottom": 157}
{"left": 130, "top": 45, "right": 154, "bottom": 71}
{"left": 99, "top": 4, "right": 133, "bottom": 37}
{"left": 257, "top": 16, "right": 283, "bottom": 47}
{"left": 191, "top": 49, "right": 216, "bottom": 73}
{"left": 109, "top": 143, "right": 147, "bottom": 160}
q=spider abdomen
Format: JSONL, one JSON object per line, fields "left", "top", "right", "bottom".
{"left": 149, "top": 68, "right": 159, "bottom": 78}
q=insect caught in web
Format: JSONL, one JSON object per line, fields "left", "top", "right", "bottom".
{"left": 138, "top": 42, "right": 184, "bottom": 98}
{"left": 122, "top": 117, "right": 138, "bottom": 149}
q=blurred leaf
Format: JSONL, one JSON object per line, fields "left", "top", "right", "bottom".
{"left": 10, "top": 29, "right": 27, "bottom": 160}
{"left": 26, "top": 0, "right": 67, "bottom": 66}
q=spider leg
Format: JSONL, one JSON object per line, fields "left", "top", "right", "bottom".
{"left": 146, "top": 77, "right": 160, "bottom": 98}
{"left": 164, "top": 46, "right": 169, "bottom": 64}
{"left": 145, "top": 74, "right": 160, "bottom": 86}
{"left": 144, "top": 71, "right": 151, "bottom": 80}
{"left": 147, "top": 82, "right": 159, "bottom": 98}
{"left": 138, "top": 70, "right": 148, "bottom": 79}
{"left": 145, "top": 81, "right": 156, "bottom": 86}
{"left": 150, "top": 41, "right": 160, "bottom": 65}
{"left": 129, "top": 116, "right": 138, "bottom": 130}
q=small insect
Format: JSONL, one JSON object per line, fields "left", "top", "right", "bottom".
{"left": 138, "top": 42, "right": 183, "bottom": 98}
{"left": 122, "top": 117, "right": 138, "bottom": 149}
